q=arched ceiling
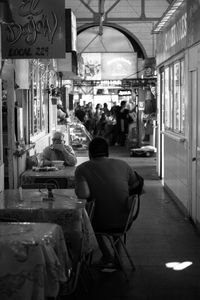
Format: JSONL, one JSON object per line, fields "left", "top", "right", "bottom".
{"left": 67, "top": 0, "right": 172, "bottom": 59}
{"left": 77, "top": 26, "right": 134, "bottom": 53}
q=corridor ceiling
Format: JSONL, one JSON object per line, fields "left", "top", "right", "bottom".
{"left": 65, "top": 0, "right": 174, "bottom": 57}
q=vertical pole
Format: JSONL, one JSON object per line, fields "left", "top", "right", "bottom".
{"left": 136, "top": 90, "right": 140, "bottom": 148}
{"left": 5, "top": 60, "right": 15, "bottom": 188}
{"left": 0, "top": 25, "right": 4, "bottom": 191}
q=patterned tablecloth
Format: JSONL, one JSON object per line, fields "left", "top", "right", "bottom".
{"left": 0, "top": 189, "right": 98, "bottom": 264}
{"left": 0, "top": 222, "right": 70, "bottom": 300}
{"left": 20, "top": 157, "right": 89, "bottom": 188}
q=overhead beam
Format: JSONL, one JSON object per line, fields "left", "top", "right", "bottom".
{"left": 141, "top": 0, "right": 146, "bottom": 18}
{"left": 80, "top": 0, "right": 95, "bottom": 14}
{"left": 106, "top": 0, "right": 121, "bottom": 15}
{"left": 77, "top": 17, "right": 160, "bottom": 22}
{"left": 99, "top": 0, "right": 105, "bottom": 36}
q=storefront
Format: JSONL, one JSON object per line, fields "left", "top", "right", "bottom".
{"left": 187, "top": 0, "right": 200, "bottom": 225}
{"left": 1, "top": 0, "right": 67, "bottom": 189}
{"left": 155, "top": 1, "right": 196, "bottom": 222}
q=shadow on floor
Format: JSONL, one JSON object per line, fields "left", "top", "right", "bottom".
{"left": 62, "top": 180, "right": 200, "bottom": 300}
{"left": 67, "top": 146, "right": 200, "bottom": 300}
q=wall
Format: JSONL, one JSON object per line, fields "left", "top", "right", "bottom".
{"left": 0, "top": 165, "right": 4, "bottom": 192}
{"left": 0, "top": 27, "right": 3, "bottom": 191}
{"left": 164, "top": 135, "right": 189, "bottom": 212}
{"left": 30, "top": 134, "right": 51, "bottom": 156}
{"left": 188, "top": 43, "right": 200, "bottom": 227}
{"left": 155, "top": 1, "right": 190, "bottom": 217}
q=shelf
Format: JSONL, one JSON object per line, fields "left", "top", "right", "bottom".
{"left": 161, "top": 131, "right": 186, "bottom": 143}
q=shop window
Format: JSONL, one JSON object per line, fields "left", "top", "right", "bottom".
{"left": 29, "top": 60, "right": 49, "bottom": 137}
{"left": 164, "top": 59, "right": 185, "bottom": 134}
{"left": 180, "top": 60, "right": 185, "bottom": 133}
{"left": 174, "top": 62, "right": 181, "bottom": 131}
{"left": 164, "top": 67, "right": 170, "bottom": 128}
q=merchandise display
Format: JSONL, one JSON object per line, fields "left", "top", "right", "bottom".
{"left": 69, "top": 117, "right": 92, "bottom": 151}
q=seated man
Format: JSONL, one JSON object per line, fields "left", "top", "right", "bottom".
{"left": 74, "top": 136, "right": 141, "bottom": 266}
{"left": 42, "top": 131, "right": 77, "bottom": 166}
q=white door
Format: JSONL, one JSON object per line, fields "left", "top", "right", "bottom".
{"left": 190, "top": 70, "right": 200, "bottom": 223}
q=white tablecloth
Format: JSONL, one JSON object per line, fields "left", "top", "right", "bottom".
{"left": 0, "top": 222, "right": 70, "bottom": 300}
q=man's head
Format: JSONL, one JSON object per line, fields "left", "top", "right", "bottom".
{"left": 121, "top": 100, "right": 126, "bottom": 107}
{"left": 52, "top": 131, "right": 65, "bottom": 144}
{"left": 89, "top": 136, "right": 109, "bottom": 159}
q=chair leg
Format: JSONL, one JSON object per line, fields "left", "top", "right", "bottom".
{"left": 59, "top": 261, "right": 82, "bottom": 296}
{"left": 108, "top": 236, "right": 129, "bottom": 280}
{"left": 82, "top": 254, "right": 96, "bottom": 283}
{"left": 118, "top": 237, "right": 135, "bottom": 270}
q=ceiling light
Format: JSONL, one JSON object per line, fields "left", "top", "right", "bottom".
{"left": 152, "top": 0, "right": 185, "bottom": 33}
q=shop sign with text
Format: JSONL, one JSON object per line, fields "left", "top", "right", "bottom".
{"left": 2, "top": 0, "right": 65, "bottom": 59}
{"left": 156, "top": 6, "right": 187, "bottom": 65}
{"left": 187, "top": 0, "right": 200, "bottom": 46}
{"left": 118, "top": 90, "right": 132, "bottom": 96}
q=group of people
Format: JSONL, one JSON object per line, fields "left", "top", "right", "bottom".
{"left": 40, "top": 131, "right": 143, "bottom": 269}
{"left": 74, "top": 100, "right": 137, "bottom": 146}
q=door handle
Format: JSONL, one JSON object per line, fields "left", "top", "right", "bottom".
{"left": 192, "top": 157, "right": 200, "bottom": 162}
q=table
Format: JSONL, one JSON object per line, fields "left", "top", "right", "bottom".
{"left": 20, "top": 156, "right": 89, "bottom": 188}
{"left": 0, "top": 222, "right": 69, "bottom": 300}
{"left": 0, "top": 189, "right": 98, "bottom": 263}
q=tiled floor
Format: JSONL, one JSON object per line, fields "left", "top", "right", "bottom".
{"left": 62, "top": 146, "right": 200, "bottom": 300}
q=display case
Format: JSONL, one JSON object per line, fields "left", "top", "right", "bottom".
{"left": 69, "top": 117, "right": 92, "bottom": 152}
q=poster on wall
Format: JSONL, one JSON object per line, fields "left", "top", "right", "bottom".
{"left": 81, "top": 52, "right": 137, "bottom": 80}
{"left": 82, "top": 53, "right": 101, "bottom": 80}
{"left": 101, "top": 53, "right": 137, "bottom": 80}
{"left": 2, "top": 0, "right": 66, "bottom": 59}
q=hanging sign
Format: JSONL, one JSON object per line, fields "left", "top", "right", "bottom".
{"left": 156, "top": 5, "right": 187, "bottom": 65}
{"left": 2, "top": 0, "right": 66, "bottom": 59}
{"left": 118, "top": 89, "right": 132, "bottom": 96}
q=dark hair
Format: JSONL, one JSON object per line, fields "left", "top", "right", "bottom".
{"left": 121, "top": 100, "right": 126, "bottom": 106}
{"left": 89, "top": 136, "right": 109, "bottom": 158}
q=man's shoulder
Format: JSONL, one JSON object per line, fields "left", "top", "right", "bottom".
{"left": 108, "top": 157, "right": 132, "bottom": 171}
{"left": 76, "top": 160, "right": 91, "bottom": 170}
{"left": 109, "top": 157, "right": 129, "bottom": 166}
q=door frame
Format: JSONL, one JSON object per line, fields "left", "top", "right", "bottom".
{"left": 189, "top": 68, "right": 198, "bottom": 223}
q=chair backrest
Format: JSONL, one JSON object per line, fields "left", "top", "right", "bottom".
{"left": 124, "top": 194, "right": 140, "bottom": 233}
{"left": 85, "top": 199, "right": 96, "bottom": 221}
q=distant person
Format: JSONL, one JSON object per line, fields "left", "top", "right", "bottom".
{"left": 75, "top": 104, "right": 86, "bottom": 123}
{"left": 93, "top": 103, "right": 102, "bottom": 135}
{"left": 42, "top": 131, "right": 77, "bottom": 167}
{"left": 96, "top": 113, "right": 107, "bottom": 136}
{"left": 103, "top": 103, "right": 110, "bottom": 116}
{"left": 84, "top": 102, "right": 95, "bottom": 134}
{"left": 74, "top": 136, "right": 142, "bottom": 266}
{"left": 119, "top": 100, "right": 131, "bottom": 146}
